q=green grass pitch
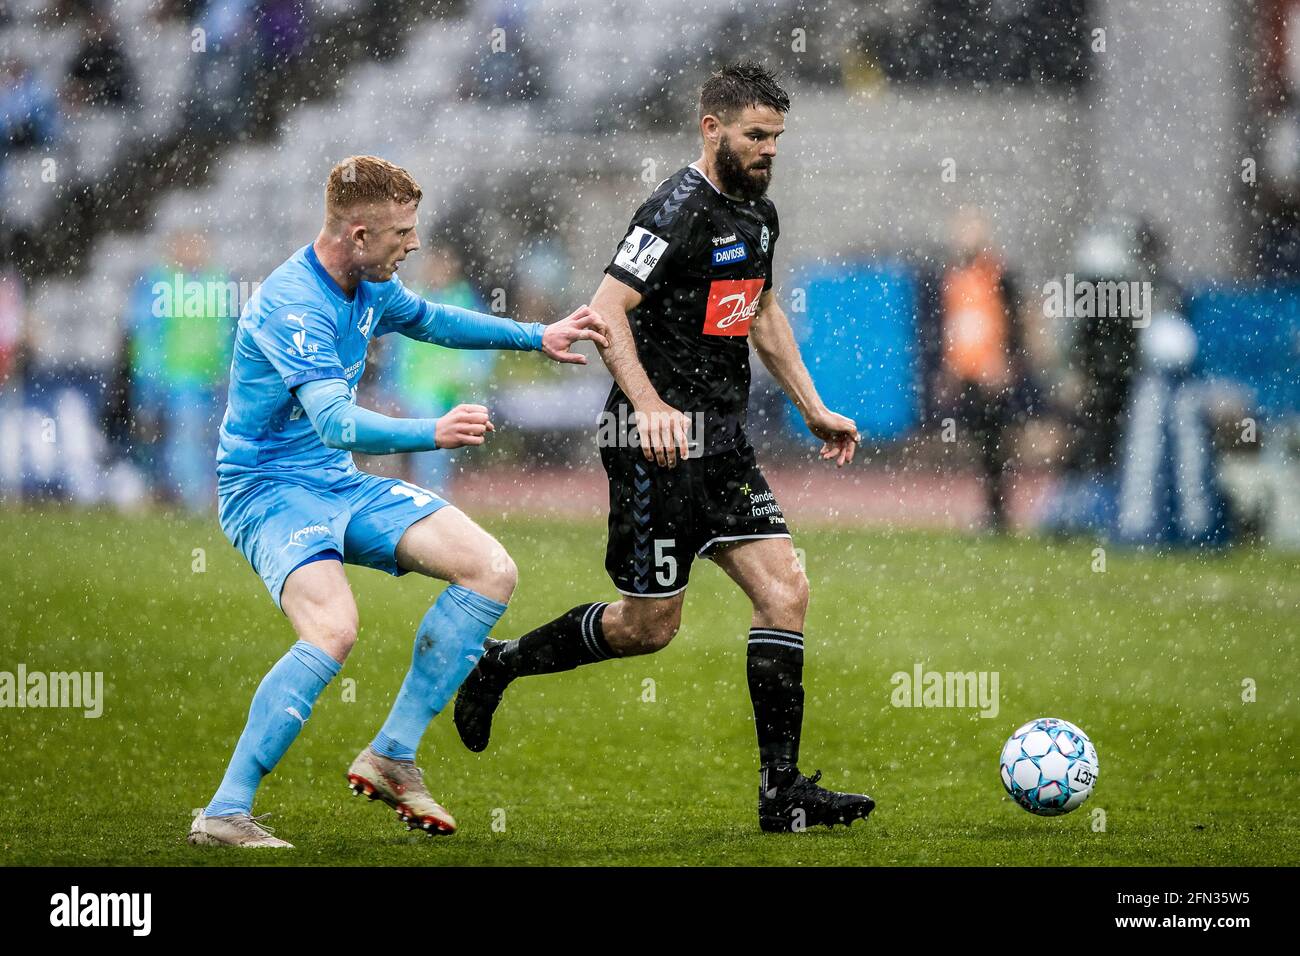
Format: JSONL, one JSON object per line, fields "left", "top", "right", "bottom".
{"left": 1, "top": 507, "right": 1296, "bottom": 866}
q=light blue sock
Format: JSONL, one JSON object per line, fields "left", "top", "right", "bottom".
{"left": 205, "top": 640, "right": 341, "bottom": 817}
{"left": 371, "top": 585, "right": 507, "bottom": 761}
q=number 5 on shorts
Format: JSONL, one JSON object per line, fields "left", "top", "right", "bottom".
{"left": 654, "top": 538, "right": 677, "bottom": 587}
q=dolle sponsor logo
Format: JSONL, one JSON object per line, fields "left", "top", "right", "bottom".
{"left": 703, "top": 278, "right": 764, "bottom": 336}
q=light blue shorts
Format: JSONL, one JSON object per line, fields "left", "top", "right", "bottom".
{"left": 218, "top": 469, "right": 448, "bottom": 608}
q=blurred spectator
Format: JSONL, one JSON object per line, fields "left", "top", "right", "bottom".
{"left": 929, "top": 208, "right": 1031, "bottom": 531}
{"left": 1257, "top": 84, "right": 1300, "bottom": 276}
{"left": 155, "top": 0, "right": 207, "bottom": 21}
{"left": 122, "top": 229, "right": 234, "bottom": 511}
{"left": 65, "top": 11, "right": 136, "bottom": 109}
{"left": 0, "top": 234, "right": 27, "bottom": 500}
{"left": 864, "top": 0, "right": 1092, "bottom": 89}
{"left": 188, "top": 0, "right": 260, "bottom": 136}
{"left": 1, "top": 57, "right": 61, "bottom": 150}
{"left": 0, "top": 236, "right": 25, "bottom": 390}
{"left": 459, "top": 3, "right": 545, "bottom": 103}
{"left": 51, "top": 0, "right": 103, "bottom": 22}
{"left": 1062, "top": 217, "right": 1146, "bottom": 478}
{"left": 384, "top": 240, "right": 496, "bottom": 491}
{"left": 255, "top": 0, "right": 311, "bottom": 64}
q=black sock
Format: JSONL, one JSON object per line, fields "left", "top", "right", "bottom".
{"left": 747, "top": 627, "right": 805, "bottom": 769}
{"left": 498, "top": 603, "right": 616, "bottom": 678}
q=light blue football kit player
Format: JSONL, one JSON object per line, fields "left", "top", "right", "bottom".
{"left": 189, "top": 156, "right": 608, "bottom": 847}
{"left": 215, "top": 242, "right": 540, "bottom": 606}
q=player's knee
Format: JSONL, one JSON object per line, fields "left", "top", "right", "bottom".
{"left": 460, "top": 543, "right": 517, "bottom": 604}
{"left": 621, "top": 605, "right": 681, "bottom": 656}
{"left": 790, "top": 568, "right": 811, "bottom": 613}
{"left": 312, "top": 618, "right": 357, "bottom": 662}
{"left": 642, "top": 616, "right": 680, "bottom": 653}
{"left": 490, "top": 547, "right": 519, "bottom": 599}
{"left": 756, "top": 567, "right": 809, "bottom": 621}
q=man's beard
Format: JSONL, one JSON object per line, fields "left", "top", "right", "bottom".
{"left": 716, "top": 135, "right": 772, "bottom": 201}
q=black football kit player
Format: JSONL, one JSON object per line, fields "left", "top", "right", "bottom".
{"left": 456, "top": 64, "right": 874, "bottom": 833}
{"left": 599, "top": 163, "right": 791, "bottom": 597}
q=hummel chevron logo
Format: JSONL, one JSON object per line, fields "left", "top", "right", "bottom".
{"left": 652, "top": 174, "right": 699, "bottom": 230}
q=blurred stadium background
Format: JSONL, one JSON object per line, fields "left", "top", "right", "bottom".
{"left": 1, "top": 0, "right": 1298, "bottom": 550}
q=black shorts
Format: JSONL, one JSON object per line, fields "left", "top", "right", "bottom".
{"left": 601, "top": 441, "right": 791, "bottom": 597}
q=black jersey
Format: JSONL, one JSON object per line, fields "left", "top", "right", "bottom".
{"left": 603, "top": 164, "right": 779, "bottom": 456}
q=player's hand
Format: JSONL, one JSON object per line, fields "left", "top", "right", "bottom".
{"left": 435, "top": 404, "right": 494, "bottom": 449}
{"left": 632, "top": 399, "right": 693, "bottom": 469}
{"left": 806, "top": 407, "right": 859, "bottom": 468}
{"left": 541, "top": 306, "right": 610, "bottom": 365}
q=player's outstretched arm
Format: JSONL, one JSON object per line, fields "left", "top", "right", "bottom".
{"left": 398, "top": 300, "right": 609, "bottom": 362}
{"left": 589, "top": 274, "right": 692, "bottom": 468}
{"left": 750, "top": 290, "right": 860, "bottom": 467}
{"left": 296, "top": 378, "right": 492, "bottom": 453}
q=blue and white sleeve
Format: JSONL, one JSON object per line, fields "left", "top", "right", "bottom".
{"left": 249, "top": 306, "right": 345, "bottom": 390}
{"left": 377, "top": 277, "right": 544, "bottom": 351}
{"left": 296, "top": 378, "right": 442, "bottom": 454}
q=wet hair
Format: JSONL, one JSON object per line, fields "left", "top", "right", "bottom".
{"left": 324, "top": 155, "right": 422, "bottom": 220}
{"left": 699, "top": 61, "right": 791, "bottom": 123}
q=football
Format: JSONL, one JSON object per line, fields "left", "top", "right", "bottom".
{"left": 999, "top": 718, "right": 1100, "bottom": 816}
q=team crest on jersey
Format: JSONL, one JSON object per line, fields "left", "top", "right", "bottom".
{"left": 358, "top": 305, "right": 374, "bottom": 338}
{"left": 703, "top": 278, "right": 764, "bottom": 336}
{"left": 760, "top": 225, "right": 770, "bottom": 253}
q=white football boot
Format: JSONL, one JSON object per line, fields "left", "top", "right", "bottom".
{"left": 346, "top": 746, "right": 456, "bottom": 836}
{"left": 187, "top": 811, "right": 294, "bottom": 848}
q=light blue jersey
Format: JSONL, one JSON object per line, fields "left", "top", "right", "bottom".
{"left": 215, "top": 242, "right": 543, "bottom": 606}
{"left": 217, "top": 243, "right": 542, "bottom": 490}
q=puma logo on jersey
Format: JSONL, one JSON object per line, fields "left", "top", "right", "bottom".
{"left": 703, "top": 279, "right": 764, "bottom": 336}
